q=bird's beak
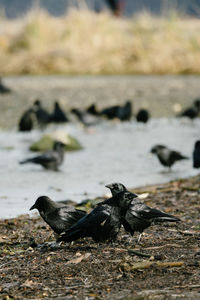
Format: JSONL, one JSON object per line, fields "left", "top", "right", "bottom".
{"left": 131, "top": 192, "right": 138, "bottom": 199}
{"left": 105, "top": 184, "right": 112, "bottom": 189}
{"left": 30, "top": 204, "right": 37, "bottom": 211}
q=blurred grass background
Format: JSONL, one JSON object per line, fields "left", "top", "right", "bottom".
{"left": 0, "top": 7, "right": 200, "bottom": 75}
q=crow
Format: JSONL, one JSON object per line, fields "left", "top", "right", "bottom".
{"left": 20, "top": 141, "right": 65, "bottom": 171}
{"left": 33, "top": 99, "right": 50, "bottom": 126}
{"left": 18, "top": 108, "right": 35, "bottom": 132}
{"left": 193, "top": 140, "right": 200, "bottom": 168}
{"left": 86, "top": 104, "right": 99, "bottom": 116}
{"left": 105, "top": 183, "right": 180, "bottom": 242}
{"left": 136, "top": 109, "right": 150, "bottom": 123}
{"left": 30, "top": 196, "right": 87, "bottom": 235}
{"left": 117, "top": 101, "right": 132, "bottom": 121}
{"left": 50, "top": 101, "right": 69, "bottom": 123}
{"left": 100, "top": 105, "right": 121, "bottom": 120}
{"left": 57, "top": 193, "right": 126, "bottom": 243}
{"left": 151, "top": 145, "right": 188, "bottom": 168}
{"left": 178, "top": 99, "right": 200, "bottom": 119}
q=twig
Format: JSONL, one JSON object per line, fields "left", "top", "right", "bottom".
{"left": 128, "top": 249, "right": 162, "bottom": 260}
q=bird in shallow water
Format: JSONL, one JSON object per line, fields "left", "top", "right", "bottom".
{"left": 103, "top": 183, "right": 180, "bottom": 243}
{"left": 18, "top": 108, "right": 35, "bottom": 132}
{"left": 151, "top": 145, "right": 188, "bottom": 169}
{"left": 193, "top": 140, "right": 200, "bottom": 168}
{"left": 57, "top": 192, "right": 127, "bottom": 244}
{"left": 20, "top": 141, "right": 65, "bottom": 171}
{"left": 50, "top": 101, "right": 69, "bottom": 123}
{"left": 30, "top": 196, "right": 87, "bottom": 235}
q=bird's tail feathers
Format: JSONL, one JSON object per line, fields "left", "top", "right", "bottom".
{"left": 19, "top": 158, "right": 33, "bottom": 164}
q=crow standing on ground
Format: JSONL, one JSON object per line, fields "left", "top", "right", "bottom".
{"left": 50, "top": 101, "right": 69, "bottom": 123}
{"left": 18, "top": 108, "right": 35, "bottom": 132}
{"left": 193, "top": 140, "right": 200, "bottom": 168}
{"left": 33, "top": 99, "right": 50, "bottom": 126}
{"left": 117, "top": 101, "right": 132, "bottom": 121}
{"left": 100, "top": 104, "right": 121, "bottom": 120}
{"left": 20, "top": 141, "right": 65, "bottom": 171}
{"left": 104, "top": 183, "right": 180, "bottom": 242}
{"left": 57, "top": 192, "right": 127, "bottom": 243}
{"left": 136, "top": 109, "right": 150, "bottom": 123}
{"left": 151, "top": 145, "right": 188, "bottom": 169}
{"left": 86, "top": 104, "right": 99, "bottom": 116}
{"left": 100, "top": 101, "right": 132, "bottom": 121}
{"left": 178, "top": 98, "right": 200, "bottom": 119}
{"left": 30, "top": 196, "right": 87, "bottom": 235}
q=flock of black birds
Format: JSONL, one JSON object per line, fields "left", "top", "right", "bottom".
{"left": 18, "top": 99, "right": 69, "bottom": 131}
{"left": 1, "top": 77, "right": 200, "bottom": 247}
{"left": 30, "top": 183, "right": 180, "bottom": 247}
{"left": 18, "top": 98, "right": 152, "bottom": 132}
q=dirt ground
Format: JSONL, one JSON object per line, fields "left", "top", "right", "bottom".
{"left": 0, "top": 175, "right": 200, "bottom": 300}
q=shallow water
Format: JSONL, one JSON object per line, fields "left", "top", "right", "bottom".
{"left": 0, "top": 117, "right": 199, "bottom": 218}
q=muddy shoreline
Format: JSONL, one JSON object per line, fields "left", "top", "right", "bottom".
{"left": 0, "top": 175, "right": 200, "bottom": 299}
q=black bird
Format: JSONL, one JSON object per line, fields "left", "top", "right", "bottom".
{"left": 100, "top": 101, "right": 132, "bottom": 121}
{"left": 57, "top": 193, "right": 125, "bottom": 243}
{"left": 30, "top": 196, "right": 87, "bottom": 235}
{"left": 193, "top": 140, "right": 200, "bottom": 168}
{"left": 178, "top": 99, "right": 200, "bottom": 119}
{"left": 20, "top": 141, "right": 65, "bottom": 171}
{"left": 151, "top": 145, "right": 188, "bottom": 168}
{"left": 103, "top": 183, "right": 180, "bottom": 242}
{"left": 105, "top": 183, "right": 139, "bottom": 236}
{"left": 0, "top": 78, "right": 11, "bottom": 94}
{"left": 50, "top": 101, "right": 69, "bottom": 123}
{"left": 33, "top": 99, "right": 50, "bottom": 126}
{"left": 18, "top": 108, "right": 35, "bottom": 132}
{"left": 86, "top": 104, "right": 99, "bottom": 116}
{"left": 136, "top": 109, "right": 150, "bottom": 123}
{"left": 117, "top": 101, "right": 132, "bottom": 121}
{"left": 100, "top": 104, "right": 121, "bottom": 120}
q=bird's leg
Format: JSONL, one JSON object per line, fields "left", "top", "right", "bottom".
{"left": 137, "top": 233, "right": 143, "bottom": 244}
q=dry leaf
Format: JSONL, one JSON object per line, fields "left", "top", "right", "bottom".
{"left": 66, "top": 253, "right": 91, "bottom": 265}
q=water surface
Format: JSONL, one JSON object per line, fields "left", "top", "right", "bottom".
{"left": 0, "top": 117, "right": 199, "bottom": 218}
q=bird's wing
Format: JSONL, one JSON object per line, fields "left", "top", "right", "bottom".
{"left": 69, "top": 205, "right": 111, "bottom": 230}
{"left": 170, "top": 151, "right": 188, "bottom": 160}
{"left": 58, "top": 205, "right": 111, "bottom": 241}
{"left": 58, "top": 207, "right": 87, "bottom": 226}
{"left": 36, "top": 151, "right": 59, "bottom": 163}
{"left": 129, "top": 202, "right": 179, "bottom": 222}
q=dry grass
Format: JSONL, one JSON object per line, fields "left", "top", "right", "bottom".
{"left": 0, "top": 8, "right": 200, "bottom": 75}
